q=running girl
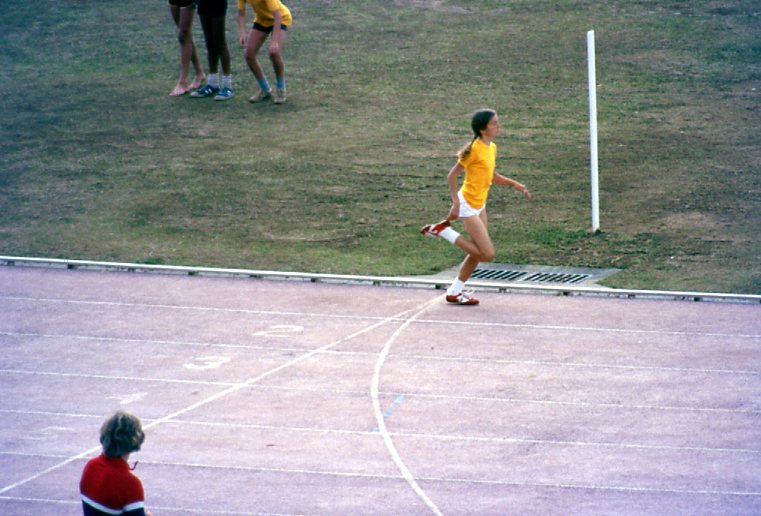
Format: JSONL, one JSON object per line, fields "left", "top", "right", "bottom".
{"left": 168, "top": 0, "right": 205, "bottom": 96}
{"left": 237, "top": 0, "right": 292, "bottom": 104}
{"left": 421, "top": 109, "right": 532, "bottom": 305}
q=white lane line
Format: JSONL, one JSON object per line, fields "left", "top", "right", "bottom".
{"left": 143, "top": 420, "right": 761, "bottom": 455}
{"left": 0, "top": 496, "right": 77, "bottom": 507}
{"left": 397, "top": 353, "right": 760, "bottom": 376}
{"left": 0, "top": 369, "right": 236, "bottom": 386}
{"left": 0, "top": 332, "right": 260, "bottom": 349}
{"left": 0, "top": 302, "right": 422, "bottom": 495}
{"left": 2, "top": 295, "right": 759, "bottom": 339}
{"left": 2, "top": 412, "right": 759, "bottom": 456}
{"left": 5, "top": 460, "right": 759, "bottom": 499}
{"left": 371, "top": 297, "right": 442, "bottom": 516}
{"left": 0, "top": 296, "right": 387, "bottom": 322}
{"left": 178, "top": 424, "right": 761, "bottom": 454}
{"left": 410, "top": 391, "right": 761, "bottom": 415}
{"left": 413, "top": 318, "right": 761, "bottom": 340}
{"left": 2, "top": 367, "right": 759, "bottom": 416}
{"left": 0, "top": 496, "right": 284, "bottom": 515}
{"left": 3, "top": 331, "right": 759, "bottom": 377}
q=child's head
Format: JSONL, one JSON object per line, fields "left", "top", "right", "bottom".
{"left": 470, "top": 109, "right": 497, "bottom": 139}
{"left": 99, "top": 410, "right": 145, "bottom": 458}
{"left": 459, "top": 109, "right": 498, "bottom": 160}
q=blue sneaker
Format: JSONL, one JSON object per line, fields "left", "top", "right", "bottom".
{"left": 190, "top": 84, "right": 219, "bottom": 98}
{"left": 214, "top": 87, "right": 234, "bottom": 101}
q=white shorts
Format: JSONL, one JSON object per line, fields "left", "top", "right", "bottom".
{"left": 456, "top": 191, "right": 484, "bottom": 218}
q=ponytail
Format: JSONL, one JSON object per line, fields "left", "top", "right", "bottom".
{"left": 457, "top": 136, "right": 478, "bottom": 160}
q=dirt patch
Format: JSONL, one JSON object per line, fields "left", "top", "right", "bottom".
{"left": 663, "top": 211, "right": 724, "bottom": 232}
{"left": 393, "top": 0, "right": 469, "bottom": 14}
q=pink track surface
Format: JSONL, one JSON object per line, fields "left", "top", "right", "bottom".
{"left": 1, "top": 266, "right": 760, "bottom": 515}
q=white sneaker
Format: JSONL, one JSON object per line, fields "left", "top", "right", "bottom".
{"left": 274, "top": 88, "right": 287, "bottom": 104}
{"left": 446, "top": 291, "right": 479, "bottom": 305}
{"left": 249, "top": 89, "right": 272, "bottom": 103}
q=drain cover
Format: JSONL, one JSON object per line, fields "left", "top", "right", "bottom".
{"left": 472, "top": 269, "right": 591, "bottom": 284}
{"left": 434, "top": 263, "right": 619, "bottom": 286}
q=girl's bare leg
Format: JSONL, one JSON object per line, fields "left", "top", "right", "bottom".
{"left": 244, "top": 29, "right": 268, "bottom": 81}
{"left": 456, "top": 210, "right": 494, "bottom": 282}
{"left": 269, "top": 30, "right": 286, "bottom": 79}
{"left": 170, "top": 5, "right": 204, "bottom": 96}
{"left": 457, "top": 254, "right": 481, "bottom": 283}
{"left": 189, "top": 33, "right": 205, "bottom": 90}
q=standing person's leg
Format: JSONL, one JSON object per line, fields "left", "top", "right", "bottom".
{"left": 216, "top": 16, "right": 232, "bottom": 77}
{"left": 245, "top": 28, "right": 272, "bottom": 102}
{"left": 187, "top": 7, "right": 205, "bottom": 90}
{"left": 170, "top": 4, "right": 204, "bottom": 96}
{"left": 269, "top": 28, "right": 287, "bottom": 103}
{"left": 211, "top": 14, "right": 234, "bottom": 99}
{"left": 202, "top": 15, "right": 220, "bottom": 75}
{"left": 192, "top": 13, "right": 220, "bottom": 97}
{"left": 169, "top": 4, "right": 188, "bottom": 96}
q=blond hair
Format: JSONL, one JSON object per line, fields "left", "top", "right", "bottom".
{"left": 100, "top": 411, "right": 145, "bottom": 457}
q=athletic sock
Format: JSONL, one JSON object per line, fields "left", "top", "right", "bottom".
{"left": 257, "top": 77, "right": 271, "bottom": 92}
{"left": 208, "top": 73, "right": 220, "bottom": 88}
{"left": 447, "top": 279, "right": 465, "bottom": 296}
{"left": 438, "top": 226, "right": 460, "bottom": 245}
{"left": 276, "top": 76, "right": 286, "bottom": 91}
{"left": 221, "top": 75, "right": 232, "bottom": 89}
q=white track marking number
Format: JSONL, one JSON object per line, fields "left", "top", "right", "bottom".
{"left": 252, "top": 325, "right": 304, "bottom": 338}
{"left": 183, "top": 356, "right": 231, "bottom": 371}
{"left": 23, "top": 426, "right": 77, "bottom": 441}
{"left": 107, "top": 392, "right": 148, "bottom": 405}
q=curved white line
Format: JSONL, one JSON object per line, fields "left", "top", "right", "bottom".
{"left": 371, "top": 297, "right": 443, "bottom": 516}
{"left": 0, "top": 304, "right": 424, "bottom": 496}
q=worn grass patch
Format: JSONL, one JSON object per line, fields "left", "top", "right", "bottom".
{"left": 1, "top": 0, "right": 759, "bottom": 293}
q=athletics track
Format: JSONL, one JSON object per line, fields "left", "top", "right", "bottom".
{"left": 1, "top": 262, "right": 760, "bottom": 515}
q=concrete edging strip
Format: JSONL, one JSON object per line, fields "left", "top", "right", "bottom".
{"left": 1, "top": 256, "right": 759, "bottom": 304}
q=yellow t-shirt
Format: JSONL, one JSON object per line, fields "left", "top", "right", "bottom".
{"left": 457, "top": 138, "right": 496, "bottom": 209}
{"left": 237, "top": 0, "right": 292, "bottom": 27}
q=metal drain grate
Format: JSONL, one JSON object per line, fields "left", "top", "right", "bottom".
{"left": 429, "top": 263, "right": 620, "bottom": 287}
{"left": 470, "top": 269, "right": 528, "bottom": 282}
{"left": 471, "top": 268, "right": 590, "bottom": 284}
{"left": 522, "top": 271, "right": 591, "bottom": 284}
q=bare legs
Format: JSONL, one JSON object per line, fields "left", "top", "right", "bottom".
{"left": 454, "top": 210, "right": 495, "bottom": 282}
{"left": 243, "top": 28, "right": 268, "bottom": 83}
{"left": 244, "top": 27, "right": 286, "bottom": 90}
{"left": 169, "top": 4, "right": 205, "bottom": 96}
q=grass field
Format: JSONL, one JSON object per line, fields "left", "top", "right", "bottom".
{"left": 1, "top": 0, "right": 759, "bottom": 293}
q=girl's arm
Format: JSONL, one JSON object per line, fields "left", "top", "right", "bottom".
{"left": 237, "top": 5, "right": 248, "bottom": 47}
{"left": 493, "top": 172, "right": 532, "bottom": 200}
{"left": 446, "top": 162, "right": 465, "bottom": 221}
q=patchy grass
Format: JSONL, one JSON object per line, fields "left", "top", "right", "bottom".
{"left": 1, "top": 0, "right": 759, "bottom": 293}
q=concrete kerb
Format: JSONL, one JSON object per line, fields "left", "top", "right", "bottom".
{"left": 1, "top": 256, "right": 759, "bottom": 304}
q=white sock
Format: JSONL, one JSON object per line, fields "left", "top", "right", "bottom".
{"left": 438, "top": 227, "right": 460, "bottom": 244}
{"left": 221, "top": 75, "right": 232, "bottom": 89}
{"left": 447, "top": 279, "right": 465, "bottom": 296}
{"left": 208, "top": 73, "right": 220, "bottom": 88}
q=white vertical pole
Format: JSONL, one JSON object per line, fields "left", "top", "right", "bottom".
{"left": 587, "top": 30, "right": 600, "bottom": 233}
